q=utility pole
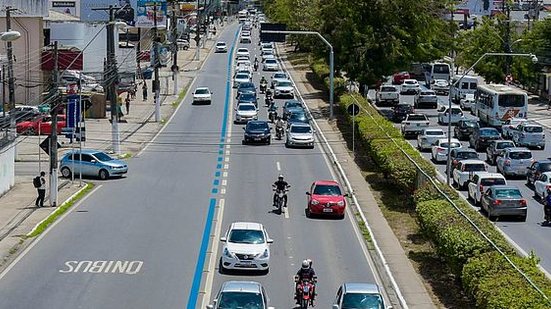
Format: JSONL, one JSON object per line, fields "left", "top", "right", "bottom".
{"left": 195, "top": 0, "right": 201, "bottom": 61}
{"left": 503, "top": 0, "right": 512, "bottom": 80}
{"left": 107, "top": 5, "right": 121, "bottom": 153}
{"left": 171, "top": 1, "right": 179, "bottom": 95}
{"left": 49, "top": 41, "right": 60, "bottom": 207}
{"left": 5, "top": 6, "right": 17, "bottom": 132}
{"left": 153, "top": 3, "right": 161, "bottom": 122}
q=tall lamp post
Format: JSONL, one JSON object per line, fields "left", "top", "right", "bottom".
{"left": 445, "top": 52, "right": 538, "bottom": 185}
{"left": 2, "top": 6, "right": 21, "bottom": 136}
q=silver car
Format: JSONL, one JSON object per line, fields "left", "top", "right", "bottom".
{"left": 333, "top": 282, "right": 389, "bottom": 309}
{"left": 512, "top": 123, "right": 545, "bottom": 149}
{"left": 286, "top": 123, "right": 315, "bottom": 148}
{"left": 234, "top": 103, "right": 258, "bottom": 124}
{"left": 496, "top": 147, "right": 534, "bottom": 177}
{"left": 207, "top": 281, "right": 273, "bottom": 309}
{"left": 481, "top": 185, "right": 527, "bottom": 221}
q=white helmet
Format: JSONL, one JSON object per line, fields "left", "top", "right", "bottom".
{"left": 301, "top": 259, "right": 310, "bottom": 270}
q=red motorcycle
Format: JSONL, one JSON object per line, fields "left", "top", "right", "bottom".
{"left": 294, "top": 276, "right": 316, "bottom": 309}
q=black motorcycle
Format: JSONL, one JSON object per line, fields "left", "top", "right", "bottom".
{"left": 275, "top": 125, "right": 284, "bottom": 140}
{"left": 268, "top": 108, "right": 278, "bottom": 123}
{"left": 273, "top": 186, "right": 289, "bottom": 214}
{"left": 260, "top": 82, "right": 267, "bottom": 93}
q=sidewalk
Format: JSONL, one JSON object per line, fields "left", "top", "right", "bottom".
{"left": 0, "top": 25, "right": 227, "bottom": 273}
{"left": 279, "top": 45, "right": 436, "bottom": 308}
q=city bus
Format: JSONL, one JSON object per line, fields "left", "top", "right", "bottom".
{"left": 473, "top": 84, "right": 528, "bottom": 127}
{"left": 450, "top": 75, "right": 478, "bottom": 103}
{"left": 424, "top": 62, "right": 451, "bottom": 87}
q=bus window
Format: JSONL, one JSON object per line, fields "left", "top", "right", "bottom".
{"left": 461, "top": 82, "right": 469, "bottom": 89}
{"left": 498, "top": 94, "right": 525, "bottom": 107}
{"left": 470, "top": 82, "right": 477, "bottom": 89}
{"left": 433, "top": 64, "right": 450, "bottom": 74}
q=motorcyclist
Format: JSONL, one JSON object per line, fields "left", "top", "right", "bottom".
{"left": 265, "top": 87, "right": 273, "bottom": 99}
{"left": 272, "top": 174, "right": 289, "bottom": 207}
{"left": 545, "top": 188, "right": 551, "bottom": 224}
{"left": 275, "top": 116, "right": 285, "bottom": 137}
{"left": 295, "top": 259, "right": 317, "bottom": 304}
{"left": 260, "top": 76, "right": 267, "bottom": 86}
{"left": 254, "top": 57, "right": 259, "bottom": 71}
{"left": 268, "top": 104, "right": 278, "bottom": 121}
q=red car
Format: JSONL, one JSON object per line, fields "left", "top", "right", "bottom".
{"left": 16, "top": 114, "right": 66, "bottom": 135}
{"left": 306, "top": 180, "right": 347, "bottom": 218}
{"left": 392, "top": 71, "right": 410, "bottom": 85}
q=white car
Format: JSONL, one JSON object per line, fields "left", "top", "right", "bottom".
{"left": 234, "top": 103, "right": 258, "bottom": 123}
{"left": 192, "top": 87, "right": 212, "bottom": 105}
{"left": 414, "top": 90, "right": 438, "bottom": 108}
{"left": 233, "top": 73, "right": 251, "bottom": 88}
{"left": 261, "top": 42, "right": 273, "bottom": 49}
{"left": 431, "top": 79, "right": 449, "bottom": 95}
{"left": 467, "top": 172, "right": 507, "bottom": 205}
{"left": 534, "top": 171, "right": 551, "bottom": 200}
{"left": 215, "top": 41, "right": 228, "bottom": 53}
{"left": 236, "top": 55, "right": 250, "bottom": 62}
{"left": 220, "top": 222, "right": 273, "bottom": 272}
{"left": 235, "top": 59, "right": 251, "bottom": 70}
{"left": 431, "top": 138, "right": 462, "bottom": 163}
{"left": 501, "top": 117, "right": 528, "bottom": 139}
{"left": 417, "top": 128, "right": 446, "bottom": 151}
{"left": 240, "top": 35, "right": 252, "bottom": 44}
{"left": 438, "top": 105, "right": 464, "bottom": 125}
{"left": 273, "top": 79, "right": 294, "bottom": 98}
{"left": 241, "top": 30, "right": 251, "bottom": 37}
{"left": 236, "top": 48, "right": 250, "bottom": 59}
{"left": 512, "top": 123, "right": 545, "bottom": 149}
{"left": 263, "top": 58, "right": 279, "bottom": 71}
{"left": 400, "top": 79, "right": 421, "bottom": 95}
{"left": 452, "top": 159, "right": 488, "bottom": 189}
{"left": 235, "top": 68, "right": 253, "bottom": 79}
{"left": 286, "top": 123, "right": 315, "bottom": 148}
{"left": 459, "top": 93, "right": 475, "bottom": 110}
{"left": 270, "top": 71, "right": 288, "bottom": 88}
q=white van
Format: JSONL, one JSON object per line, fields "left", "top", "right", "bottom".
{"left": 450, "top": 75, "right": 478, "bottom": 103}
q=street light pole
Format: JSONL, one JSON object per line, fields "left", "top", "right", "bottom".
{"left": 261, "top": 30, "right": 335, "bottom": 119}
{"left": 153, "top": 3, "right": 161, "bottom": 123}
{"left": 445, "top": 52, "right": 538, "bottom": 185}
{"left": 5, "top": 6, "right": 17, "bottom": 132}
{"left": 107, "top": 6, "right": 121, "bottom": 154}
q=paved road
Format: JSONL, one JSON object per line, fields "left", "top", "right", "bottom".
{"left": 374, "top": 87, "right": 551, "bottom": 274}
{"left": 0, "top": 23, "right": 380, "bottom": 309}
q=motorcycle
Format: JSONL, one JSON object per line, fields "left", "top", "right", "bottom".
{"left": 294, "top": 276, "right": 316, "bottom": 309}
{"left": 275, "top": 125, "right": 284, "bottom": 140}
{"left": 268, "top": 107, "right": 278, "bottom": 123}
{"left": 265, "top": 96, "right": 274, "bottom": 108}
{"left": 254, "top": 61, "right": 259, "bottom": 72}
{"left": 273, "top": 187, "right": 289, "bottom": 214}
{"left": 260, "top": 82, "right": 267, "bottom": 93}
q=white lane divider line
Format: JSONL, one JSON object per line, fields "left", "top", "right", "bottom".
{"left": 227, "top": 138, "right": 232, "bottom": 144}
{"left": 276, "top": 161, "right": 281, "bottom": 172}
{"left": 284, "top": 207, "right": 290, "bottom": 219}
{"left": 224, "top": 163, "right": 229, "bottom": 170}
{"left": 222, "top": 179, "right": 227, "bottom": 186}
{"left": 226, "top": 150, "right": 230, "bottom": 156}
{"left": 223, "top": 171, "right": 228, "bottom": 178}
{"left": 224, "top": 157, "right": 230, "bottom": 163}
{"left": 221, "top": 188, "right": 226, "bottom": 195}
{"left": 202, "top": 198, "right": 225, "bottom": 309}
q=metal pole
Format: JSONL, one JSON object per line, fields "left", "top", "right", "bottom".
{"left": 352, "top": 112, "right": 355, "bottom": 154}
{"left": 329, "top": 46, "right": 334, "bottom": 120}
{"left": 1, "top": 64, "right": 4, "bottom": 118}
{"left": 171, "top": 2, "right": 179, "bottom": 95}
{"left": 195, "top": 0, "right": 201, "bottom": 61}
{"left": 78, "top": 72, "right": 82, "bottom": 186}
{"left": 153, "top": 3, "right": 161, "bottom": 122}
{"left": 49, "top": 41, "right": 60, "bottom": 207}
{"left": 107, "top": 6, "right": 121, "bottom": 153}
{"left": 6, "top": 7, "right": 16, "bottom": 132}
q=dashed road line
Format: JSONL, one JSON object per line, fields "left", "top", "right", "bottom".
{"left": 276, "top": 161, "right": 281, "bottom": 172}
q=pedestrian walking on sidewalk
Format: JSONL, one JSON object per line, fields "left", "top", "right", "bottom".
{"left": 125, "top": 94, "right": 131, "bottom": 115}
{"left": 142, "top": 83, "right": 148, "bottom": 101}
{"left": 34, "top": 171, "right": 46, "bottom": 207}
{"left": 131, "top": 84, "right": 137, "bottom": 99}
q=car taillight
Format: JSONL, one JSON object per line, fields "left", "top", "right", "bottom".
{"left": 509, "top": 125, "right": 514, "bottom": 129}
{"left": 479, "top": 184, "right": 484, "bottom": 192}
{"left": 437, "top": 147, "right": 446, "bottom": 153}
{"left": 504, "top": 160, "right": 511, "bottom": 166}
{"left": 520, "top": 199, "right": 527, "bottom": 206}
{"left": 493, "top": 199, "right": 502, "bottom": 206}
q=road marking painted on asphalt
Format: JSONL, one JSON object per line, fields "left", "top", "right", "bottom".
{"left": 284, "top": 207, "right": 290, "bottom": 219}
{"left": 225, "top": 157, "right": 230, "bottom": 162}
{"left": 222, "top": 179, "right": 227, "bottom": 186}
{"left": 59, "top": 260, "right": 143, "bottom": 275}
{"left": 220, "top": 188, "right": 226, "bottom": 195}
{"left": 276, "top": 161, "right": 281, "bottom": 171}
{"left": 224, "top": 164, "right": 229, "bottom": 170}
{"left": 226, "top": 150, "right": 230, "bottom": 156}
{"left": 222, "top": 171, "right": 228, "bottom": 178}
{"left": 227, "top": 138, "right": 232, "bottom": 144}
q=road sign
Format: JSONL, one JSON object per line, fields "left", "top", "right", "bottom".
{"left": 260, "top": 23, "right": 287, "bottom": 43}
{"left": 347, "top": 104, "right": 360, "bottom": 116}
{"left": 66, "top": 94, "right": 81, "bottom": 128}
{"left": 39, "top": 136, "right": 61, "bottom": 156}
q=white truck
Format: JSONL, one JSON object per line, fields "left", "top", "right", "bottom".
{"left": 376, "top": 85, "right": 400, "bottom": 105}
{"left": 400, "top": 114, "right": 430, "bottom": 137}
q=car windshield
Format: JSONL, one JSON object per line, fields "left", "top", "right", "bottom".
{"left": 239, "top": 83, "right": 255, "bottom": 89}
{"left": 381, "top": 87, "right": 396, "bottom": 92}
{"left": 464, "top": 164, "right": 486, "bottom": 172}
{"left": 237, "top": 48, "right": 248, "bottom": 53}
{"left": 422, "top": 91, "right": 435, "bottom": 96}
{"left": 236, "top": 74, "right": 249, "bottom": 80}
{"left": 440, "top": 142, "right": 461, "bottom": 148}
{"left": 218, "top": 292, "right": 263, "bottom": 309}
{"left": 274, "top": 73, "right": 287, "bottom": 79}
{"left": 291, "top": 126, "right": 312, "bottom": 133}
{"left": 195, "top": 88, "right": 209, "bottom": 94}
{"left": 313, "top": 184, "right": 342, "bottom": 196}
{"left": 509, "top": 151, "right": 532, "bottom": 160}
{"left": 396, "top": 105, "right": 412, "bottom": 111}
{"left": 247, "top": 123, "right": 268, "bottom": 131}
{"left": 240, "top": 93, "right": 256, "bottom": 99}
{"left": 425, "top": 131, "right": 443, "bottom": 136}
{"left": 228, "top": 229, "right": 265, "bottom": 244}
{"left": 458, "top": 152, "right": 479, "bottom": 160}
{"left": 238, "top": 105, "right": 256, "bottom": 111}
{"left": 495, "top": 142, "right": 515, "bottom": 149}
{"left": 266, "top": 59, "right": 277, "bottom": 64}
{"left": 408, "top": 115, "right": 427, "bottom": 121}
{"left": 537, "top": 163, "right": 551, "bottom": 172}
{"left": 404, "top": 80, "right": 416, "bottom": 85}
{"left": 462, "top": 121, "right": 478, "bottom": 128}
{"left": 480, "top": 129, "right": 499, "bottom": 137}
{"left": 285, "top": 102, "right": 301, "bottom": 109}
{"left": 342, "top": 293, "right": 384, "bottom": 309}
{"left": 524, "top": 126, "right": 543, "bottom": 133}
{"left": 93, "top": 152, "right": 114, "bottom": 161}
{"left": 494, "top": 188, "right": 522, "bottom": 199}
{"left": 447, "top": 108, "right": 462, "bottom": 114}
{"left": 216, "top": 43, "right": 226, "bottom": 46}
{"left": 498, "top": 94, "right": 525, "bottom": 108}
{"left": 278, "top": 81, "right": 292, "bottom": 87}
{"left": 481, "top": 178, "right": 506, "bottom": 186}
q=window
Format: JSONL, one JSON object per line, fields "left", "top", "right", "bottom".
{"left": 425, "top": 131, "right": 443, "bottom": 136}
{"left": 524, "top": 126, "right": 543, "bottom": 133}
{"left": 341, "top": 293, "right": 384, "bottom": 309}
{"left": 228, "top": 229, "right": 265, "bottom": 244}
{"left": 496, "top": 142, "right": 515, "bottom": 149}
{"left": 509, "top": 151, "right": 532, "bottom": 160}
{"left": 433, "top": 64, "right": 450, "bottom": 74}
{"left": 290, "top": 126, "right": 312, "bottom": 134}
{"left": 80, "top": 154, "right": 94, "bottom": 162}
{"left": 238, "top": 104, "right": 256, "bottom": 111}
{"left": 408, "top": 115, "right": 427, "bottom": 121}
{"left": 464, "top": 164, "right": 486, "bottom": 172}
{"left": 313, "top": 185, "right": 342, "bottom": 196}
{"left": 494, "top": 189, "right": 522, "bottom": 199}
{"left": 498, "top": 94, "right": 525, "bottom": 107}
{"left": 481, "top": 178, "right": 506, "bottom": 186}
{"left": 537, "top": 163, "right": 551, "bottom": 172}
{"left": 470, "top": 82, "right": 478, "bottom": 90}
{"left": 461, "top": 82, "right": 469, "bottom": 90}
{"left": 218, "top": 292, "right": 263, "bottom": 309}
{"left": 93, "top": 152, "right": 114, "bottom": 162}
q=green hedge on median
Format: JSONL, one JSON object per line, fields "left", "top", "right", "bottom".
{"left": 310, "top": 58, "right": 347, "bottom": 97}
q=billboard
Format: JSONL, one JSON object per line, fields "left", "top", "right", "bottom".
{"left": 80, "top": 0, "right": 137, "bottom": 22}
{"left": 136, "top": 0, "right": 167, "bottom": 28}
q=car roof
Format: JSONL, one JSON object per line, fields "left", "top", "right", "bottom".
{"left": 489, "top": 185, "right": 520, "bottom": 190}
{"left": 290, "top": 122, "right": 311, "bottom": 128}
{"left": 230, "top": 222, "right": 263, "bottom": 230}
{"left": 247, "top": 120, "right": 268, "bottom": 125}
{"left": 423, "top": 128, "right": 444, "bottom": 132}
{"left": 454, "top": 148, "right": 477, "bottom": 153}
{"left": 506, "top": 147, "right": 531, "bottom": 152}
{"left": 221, "top": 281, "right": 262, "bottom": 294}
{"left": 460, "top": 159, "right": 486, "bottom": 164}
{"left": 313, "top": 180, "right": 339, "bottom": 186}
{"left": 216, "top": 41, "right": 226, "bottom": 45}
{"left": 285, "top": 99, "right": 301, "bottom": 105}
{"left": 474, "top": 172, "right": 505, "bottom": 178}
{"left": 195, "top": 86, "right": 209, "bottom": 90}
{"left": 66, "top": 149, "right": 103, "bottom": 155}
{"left": 343, "top": 283, "right": 381, "bottom": 294}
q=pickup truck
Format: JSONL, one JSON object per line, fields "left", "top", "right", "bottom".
{"left": 376, "top": 85, "right": 400, "bottom": 105}
{"left": 400, "top": 114, "right": 430, "bottom": 137}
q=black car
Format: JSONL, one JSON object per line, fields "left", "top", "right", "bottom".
{"left": 526, "top": 160, "right": 551, "bottom": 186}
{"left": 485, "top": 140, "right": 516, "bottom": 165}
{"left": 243, "top": 120, "right": 271, "bottom": 145}
{"left": 237, "top": 92, "right": 258, "bottom": 106}
{"left": 448, "top": 148, "right": 480, "bottom": 172}
{"left": 236, "top": 82, "right": 256, "bottom": 98}
{"left": 454, "top": 119, "right": 479, "bottom": 141}
{"left": 392, "top": 104, "right": 414, "bottom": 122}
{"left": 282, "top": 99, "right": 303, "bottom": 120}
{"left": 287, "top": 110, "right": 309, "bottom": 127}
{"left": 469, "top": 127, "right": 501, "bottom": 151}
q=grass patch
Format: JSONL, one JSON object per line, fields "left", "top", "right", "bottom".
{"left": 26, "top": 183, "right": 94, "bottom": 238}
{"left": 172, "top": 83, "right": 191, "bottom": 108}
{"left": 118, "top": 152, "right": 132, "bottom": 159}
{"left": 160, "top": 117, "right": 167, "bottom": 124}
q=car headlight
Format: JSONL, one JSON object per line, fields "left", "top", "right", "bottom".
{"left": 337, "top": 200, "right": 345, "bottom": 206}
{"left": 223, "top": 248, "right": 235, "bottom": 259}
{"left": 258, "top": 249, "right": 269, "bottom": 259}
{"left": 311, "top": 199, "right": 319, "bottom": 205}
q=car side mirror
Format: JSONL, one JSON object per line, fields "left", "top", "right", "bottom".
{"left": 332, "top": 305, "right": 340, "bottom": 309}
{"left": 267, "top": 238, "right": 274, "bottom": 244}
{"left": 90, "top": 160, "right": 97, "bottom": 163}
{"left": 220, "top": 237, "right": 227, "bottom": 242}
{"left": 306, "top": 192, "right": 311, "bottom": 195}
{"left": 206, "top": 305, "right": 214, "bottom": 309}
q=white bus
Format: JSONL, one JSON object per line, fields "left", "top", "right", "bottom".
{"left": 450, "top": 75, "right": 478, "bottom": 103}
{"left": 238, "top": 10, "right": 249, "bottom": 22}
{"left": 473, "top": 84, "right": 528, "bottom": 127}
{"left": 424, "top": 62, "right": 451, "bottom": 87}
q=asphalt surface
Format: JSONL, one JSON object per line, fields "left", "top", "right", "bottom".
{"left": 0, "top": 23, "right": 379, "bottom": 308}
{"left": 375, "top": 86, "right": 551, "bottom": 273}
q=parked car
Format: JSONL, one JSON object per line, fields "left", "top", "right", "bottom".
{"left": 485, "top": 140, "right": 516, "bottom": 165}
{"left": 452, "top": 159, "right": 488, "bottom": 189}
{"left": 534, "top": 171, "right": 551, "bottom": 200}
{"left": 400, "top": 79, "right": 420, "bottom": 95}
{"left": 512, "top": 123, "right": 545, "bottom": 149}
{"left": 286, "top": 123, "right": 315, "bottom": 148}
{"left": 392, "top": 104, "right": 414, "bottom": 123}
{"left": 282, "top": 100, "right": 303, "bottom": 120}
{"left": 449, "top": 148, "right": 480, "bottom": 172}
{"left": 481, "top": 185, "right": 527, "bottom": 221}
{"left": 414, "top": 90, "right": 438, "bottom": 109}
{"left": 417, "top": 128, "right": 446, "bottom": 151}
{"left": 219, "top": 222, "right": 273, "bottom": 273}
{"left": 263, "top": 58, "right": 279, "bottom": 71}
{"left": 392, "top": 71, "right": 410, "bottom": 85}
{"left": 16, "top": 114, "right": 66, "bottom": 135}
{"left": 273, "top": 79, "right": 294, "bottom": 98}
{"left": 242, "top": 120, "right": 271, "bottom": 145}
{"left": 469, "top": 127, "right": 501, "bottom": 151}
{"left": 431, "top": 79, "right": 449, "bottom": 95}
{"left": 454, "top": 119, "right": 479, "bottom": 140}
{"left": 400, "top": 113, "right": 429, "bottom": 137}
{"left": 234, "top": 103, "right": 258, "bottom": 124}
{"left": 270, "top": 71, "right": 288, "bottom": 88}
{"left": 376, "top": 85, "right": 400, "bottom": 105}
{"left": 332, "top": 283, "right": 387, "bottom": 309}
{"left": 459, "top": 93, "right": 476, "bottom": 110}
{"left": 501, "top": 117, "right": 528, "bottom": 139}
{"left": 207, "top": 281, "right": 273, "bottom": 309}
{"left": 496, "top": 148, "right": 534, "bottom": 178}
{"left": 526, "top": 160, "right": 551, "bottom": 186}
{"left": 431, "top": 138, "right": 462, "bottom": 163}
{"left": 306, "top": 180, "right": 347, "bottom": 218}
{"left": 467, "top": 172, "right": 507, "bottom": 205}
{"left": 192, "top": 87, "right": 212, "bottom": 105}
{"left": 215, "top": 41, "right": 228, "bottom": 53}
{"left": 438, "top": 105, "right": 464, "bottom": 125}
{"left": 60, "top": 149, "right": 128, "bottom": 180}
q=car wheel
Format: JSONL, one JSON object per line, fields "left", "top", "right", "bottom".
{"left": 541, "top": 145, "right": 546, "bottom": 150}
{"left": 305, "top": 207, "right": 311, "bottom": 218}
{"left": 98, "top": 169, "right": 109, "bottom": 180}
{"left": 218, "top": 258, "right": 226, "bottom": 274}
{"left": 61, "top": 167, "right": 72, "bottom": 178}
{"left": 488, "top": 212, "right": 497, "bottom": 222}
{"left": 25, "top": 127, "right": 36, "bottom": 135}
{"left": 266, "top": 139, "right": 271, "bottom": 145}
{"left": 520, "top": 215, "right": 527, "bottom": 222}
{"left": 285, "top": 142, "right": 289, "bottom": 148}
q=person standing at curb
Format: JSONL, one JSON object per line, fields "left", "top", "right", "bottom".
{"left": 142, "top": 82, "right": 148, "bottom": 101}
{"left": 34, "top": 171, "right": 46, "bottom": 208}
{"left": 125, "top": 93, "right": 131, "bottom": 115}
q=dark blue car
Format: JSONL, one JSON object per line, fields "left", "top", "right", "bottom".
{"left": 243, "top": 120, "right": 271, "bottom": 145}
{"left": 237, "top": 82, "right": 256, "bottom": 98}
{"left": 283, "top": 99, "right": 303, "bottom": 120}
{"left": 238, "top": 92, "right": 258, "bottom": 106}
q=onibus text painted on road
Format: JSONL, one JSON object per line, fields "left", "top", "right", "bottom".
{"left": 59, "top": 260, "right": 143, "bottom": 275}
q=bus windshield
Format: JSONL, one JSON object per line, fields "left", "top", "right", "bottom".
{"left": 498, "top": 94, "right": 525, "bottom": 108}
{"left": 433, "top": 64, "right": 450, "bottom": 74}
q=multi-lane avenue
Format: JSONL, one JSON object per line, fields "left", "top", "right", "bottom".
{"left": 0, "top": 22, "right": 383, "bottom": 308}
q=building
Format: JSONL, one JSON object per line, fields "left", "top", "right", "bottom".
{"left": 49, "top": 0, "right": 80, "bottom": 18}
